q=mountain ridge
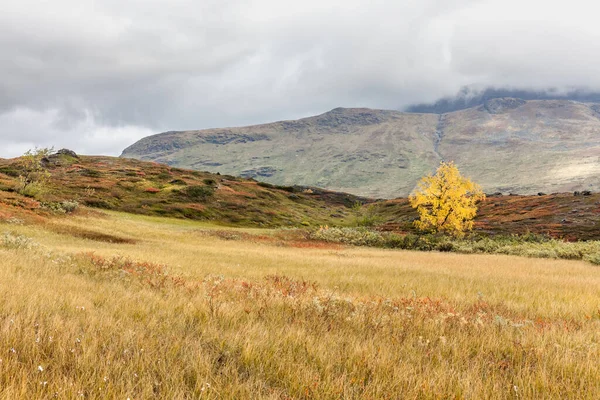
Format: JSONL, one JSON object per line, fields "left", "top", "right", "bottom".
{"left": 122, "top": 98, "right": 600, "bottom": 198}
{"left": 405, "top": 87, "right": 600, "bottom": 114}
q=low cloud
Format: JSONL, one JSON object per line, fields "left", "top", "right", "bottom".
{"left": 0, "top": 108, "right": 153, "bottom": 157}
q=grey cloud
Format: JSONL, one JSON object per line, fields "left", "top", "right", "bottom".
{"left": 1, "top": 0, "right": 599, "bottom": 158}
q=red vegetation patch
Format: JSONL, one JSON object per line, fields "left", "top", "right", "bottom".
{"left": 78, "top": 252, "right": 589, "bottom": 334}
{"left": 145, "top": 187, "right": 160, "bottom": 193}
{"left": 286, "top": 240, "right": 344, "bottom": 250}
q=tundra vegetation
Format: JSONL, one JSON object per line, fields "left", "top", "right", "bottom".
{"left": 14, "top": 147, "right": 53, "bottom": 198}
{"left": 0, "top": 151, "right": 599, "bottom": 398}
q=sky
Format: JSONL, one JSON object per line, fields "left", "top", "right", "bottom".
{"left": 1, "top": 0, "right": 599, "bottom": 158}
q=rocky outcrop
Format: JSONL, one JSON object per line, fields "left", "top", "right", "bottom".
{"left": 240, "top": 166, "right": 280, "bottom": 179}
{"left": 483, "top": 98, "right": 526, "bottom": 114}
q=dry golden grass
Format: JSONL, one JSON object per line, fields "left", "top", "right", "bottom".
{"left": 1, "top": 210, "right": 600, "bottom": 399}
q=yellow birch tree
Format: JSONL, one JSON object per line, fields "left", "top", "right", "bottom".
{"left": 409, "top": 161, "right": 485, "bottom": 237}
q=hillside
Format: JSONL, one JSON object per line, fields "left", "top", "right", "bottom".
{"left": 1, "top": 151, "right": 599, "bottom": 240}
{"left": 373, "top": 192, "right": 600, "bottom": 241}
{"left": 122, "top": 99, "right": 600, "bottom": 198}
{"left": 0, "top": 152, "right": 366, "bottom": 227}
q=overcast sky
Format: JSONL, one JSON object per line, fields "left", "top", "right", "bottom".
{"left": 1, "top": 0, "right": 599, "bottom": 157}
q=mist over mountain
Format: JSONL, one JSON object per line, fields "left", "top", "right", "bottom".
{"left": 406, "top": 87, "right": 600, "bottom": 114}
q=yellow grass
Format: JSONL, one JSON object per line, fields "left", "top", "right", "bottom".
{"left": 1, "top": 210, "right": 600, "bottom": 399}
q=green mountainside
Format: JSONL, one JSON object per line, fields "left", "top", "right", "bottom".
{"left": 122, "top": 99, "right": 600, "bottom": 198}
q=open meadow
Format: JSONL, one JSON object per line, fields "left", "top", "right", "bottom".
{"left": 1, "top": 210, "right": 599, "bottom": 399}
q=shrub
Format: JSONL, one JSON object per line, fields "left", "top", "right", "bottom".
{"left": 156, "top": 172, "right": 172, "bottom": 180}
{"left": 41, "top": 200, "right": 79, "bottom": 214}
{"left": 17, "top": 180, "right": 48, "bottom": 198}
{"left": 309, "top": 227, "right": 600, "bottom": 265}
{"left": 585, "top": 253, "right": 600, "bottom": 265}
{"left": 81, "top": 169, "right": 102, "bottom": 178}
{"left": 1, "top": 232, "right": 37, "bottom": 249}
{"left": 311, "top": 226, "right": 385, "bottom": 247}
{"left": 185, "top": 185, "right": 214, "bottom": 201}
{"left": 0, "top": 167, "right": 20, "bottom": 177}
{"left": 83, "top": 199, "right": 114, "bottom": 209}
{"left": 61, "top": 200, "right": 79, "bottom": 213}
{"left": 15, "top": 147, "right": 53, "bottom": 198}
{"left": 352, "top": 202, "right": 382, "bottom": 227}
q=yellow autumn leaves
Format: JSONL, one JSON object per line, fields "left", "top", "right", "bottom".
{"left": 409, "top": 161, "right": 485, "bottom": 237}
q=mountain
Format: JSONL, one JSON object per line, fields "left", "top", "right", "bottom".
{"left": 121, "top": 99, "right": 600, "bottom": 198}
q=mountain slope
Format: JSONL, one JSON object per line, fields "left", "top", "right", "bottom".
{"left": 122, "top": 99, "right": 600, "bottom": 198}
{"left": 0, "top": 153, "right": 366, "bottom": 227}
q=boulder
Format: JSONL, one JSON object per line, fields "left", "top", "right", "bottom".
{"left": 56, "top": 149, "right": 79, "bottom": 158}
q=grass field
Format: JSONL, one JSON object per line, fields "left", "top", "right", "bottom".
{"left": 1, "top": 210, "right": 600, "bottom": 399}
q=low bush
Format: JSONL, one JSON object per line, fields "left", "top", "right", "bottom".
{"left": 185, "top": 185, "right": 214, "bottom": 201}
{"left": 61, "top": 200, "right": 79, "bottom": 213}
{"left": 81, "top": 168, "right": 102, "bottom": 178}
{"left": 585, "top": 253, "right": 600, "bottom": 265}
{"left": 310, "top": 226, "right": 600, "bottom": 264}
{"left": 1, "top": 232, "right": 37, "bottom": 249}
{"left": 41, "top": 200, "right": 79, "bottom": 214}
{"left": 0, "top": 167, "right": 20, "bottom": 177}
{"left": 156, "top": 172, "right": 172, "bottom": 180}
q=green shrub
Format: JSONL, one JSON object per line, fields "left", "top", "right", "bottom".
{"left": 81, "top": 169, "right": 102, "bottom": 178}
{"left": 41, "top": 200, "right": 79, "bottom": 214}
{"left": 311, "top": 227, "right": 385, "bottom": 247}
{"left": 156, "top": 172, "right": 172, "bottom": 180}
{"left": 15, "top": 147, "right": 53, "bottom": 198}
{"left": 0, "top": 167, "right": 20, "bottom": 177}
{"left": 352, "top": 203, "right": 382, "bottom": 227}
{"left": 585, "top": 253, "right": 600, "bottom": 265}
{"left": 83, "top": 199, "right": 114, "bottom": 209}
{"left": 17, "top": 180, "right": 47, "bottom": 198}
{"left": 309, "top": 227, "right": 600, "bottom": 265}
{"left": 184, "top": 185, "right": 214, "bottom": 201}
{"left": 436, "top": 241, "right": 455, "bottom": 252}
